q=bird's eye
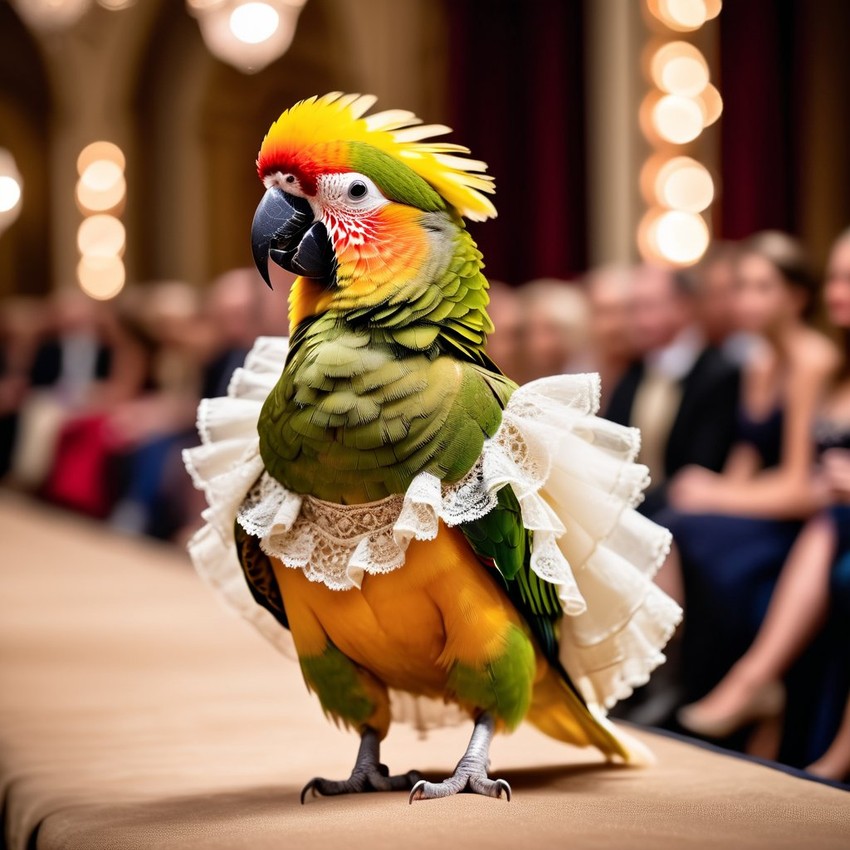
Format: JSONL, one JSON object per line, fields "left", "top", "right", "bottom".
{"left": 284, "top": 174, "right": 296, "bottom": 184}
{"left": 347, "top": 180, "right": 368, "bottom": 200}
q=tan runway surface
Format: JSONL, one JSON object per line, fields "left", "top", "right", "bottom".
{"left": 1, "top": 492, "right": 847, "bottom": 849}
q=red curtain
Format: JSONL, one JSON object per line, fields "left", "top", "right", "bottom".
{"left": 444, "top": 0, "right": 587, "bottom": 283}
{"left": 717, "top": 0, "right": 803, "bottom": 238}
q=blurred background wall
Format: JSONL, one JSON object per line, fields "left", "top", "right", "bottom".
{"left": 1, "top": 0, "right": 849, "bottom": 300}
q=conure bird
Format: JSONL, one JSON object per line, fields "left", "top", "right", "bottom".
{"left": 190, "top": 92, "right": 678, "bottom": 804}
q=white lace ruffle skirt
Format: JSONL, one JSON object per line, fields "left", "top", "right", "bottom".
{"left": 184, "top": 336, "right": 682, "bottom": 729}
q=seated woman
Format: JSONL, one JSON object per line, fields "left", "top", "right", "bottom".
{"left": 656, "top": 232, "right": 840, "bottom": 735}
{"left": 677, "top": 229, "right": 850, "bottom": 780}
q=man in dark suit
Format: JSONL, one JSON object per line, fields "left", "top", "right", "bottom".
{"left": 605, "top": 265, "right": 740, "bottom": 517}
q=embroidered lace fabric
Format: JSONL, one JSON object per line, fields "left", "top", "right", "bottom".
{"left": 184, "top": 336, "right": 682, "bottom": 725}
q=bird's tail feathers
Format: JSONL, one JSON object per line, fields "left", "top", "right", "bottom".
{"left": 527, "top": 665, "right": 655, "bottom": 766}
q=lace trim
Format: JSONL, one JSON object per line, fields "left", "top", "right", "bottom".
{"left": 236, "top": 457, "right": 499, "bottom": 591}
{"left": 233, "top": 374, "right": 634, "bottom": 619}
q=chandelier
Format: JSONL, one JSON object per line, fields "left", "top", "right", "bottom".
{"left": 10, "top": 0, "right": 306, "bottom": 73}
{"left": 187, "top": 0, "right": 308, "bottom": 73}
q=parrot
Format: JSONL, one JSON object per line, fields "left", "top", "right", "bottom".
{"left": 202, "top": 92, "right": 670, "bottom": 804}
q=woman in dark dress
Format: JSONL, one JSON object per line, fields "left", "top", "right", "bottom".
{"left": 655, "top": 232, "right": 840, "bottom": 733}
{"left": 676, "top": 230, "right": 850, "bottom": 780}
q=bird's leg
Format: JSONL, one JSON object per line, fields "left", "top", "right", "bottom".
{"left": 300, "top": 727, "right": 422, "bottom": 803}
{"left": 409, "top": 712, "right": 511, "bottom": 802}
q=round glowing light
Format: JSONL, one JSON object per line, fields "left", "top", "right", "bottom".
{"left": 229, "top": 2, "right": 280, "bottom": 44}
{"left": 76, "top": 171, "right": 126, "bottom": 213}
{"left": 96, "top": 0, "right": 136, "bottom": 8}
{"left": 77, "top": 214, "right": 126, "bottom": 258}
{"left": 655, "top": 157, "right": 714, "bottom": 212}
{"left": 193, "top": 0, "right": 299, "bottom": 73}
{"left": 651, "top": 95, "right": 704, "bottom": 144}
{"left": 697, "top": 83, "right": 723, "bottom": 127}
{"left": 704, "top": 0, "right": 722, "bottom": 20}
{"left": 650, "top": 42, "right": 709, "bottom": 96}
{"left": 657, "top": 0, "right": 707, "bottom": 31}
{"left": 77, "top": 255, "right": 126, "bottom": 301}
{"left": 77, "top": 141, "right": 125, "bottom": 176}
{"left": 80, "top": 159, "right": 123, "bottom": 193}
{"left": 0, "top": 176, "right": 22, "bottom": 214}
{"left": 654, "top": 210, "right": 710, "bottom": 265}
{"left": 0, "top": 149, "right": 23, "bottom": 233}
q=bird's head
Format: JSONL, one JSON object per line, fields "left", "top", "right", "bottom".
{"left": 251, "top": 92, "right": 496, "bottom": 305}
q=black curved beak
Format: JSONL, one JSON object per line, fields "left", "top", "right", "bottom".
{"left": 251, "top": 187, "right": 336, "bottom": 288}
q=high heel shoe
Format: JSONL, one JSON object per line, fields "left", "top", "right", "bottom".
{"left": 677, "top": 680, "right": 786, "bottom": 739}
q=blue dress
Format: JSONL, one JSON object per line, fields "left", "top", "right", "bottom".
{"left": 659, "top": 414, "right": 850, "bottom": 764}
{"left": 789, "top": 421, "right": 850, "bottom": 766}
{"left": 655, "top": 407, "right": 802, "bottom": 703}
{"left": 814, "top": 419, "right": 850, "bottom": 563}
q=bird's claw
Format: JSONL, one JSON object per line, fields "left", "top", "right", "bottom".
{"left": 408, "top": 774, "right": 512, "bottom": 803}
{"left": 301, "top": 768, "right": 423, "bottom": 803}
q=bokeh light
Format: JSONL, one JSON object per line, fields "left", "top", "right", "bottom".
{"left": 77, "top": 141, "right": 126, "bottom": 175}
{"left": 655, "top": 157, "right": 714, "bottom": 212}
{"left": 229, "top": 2, "right": 280, "bottom": 45}
{"left": 640, "top": 0, "right": 720, "bottom": 266}
{"left": 76, "top": 148, "right": 126, "bottom": 214}
{"left": 77, "top": 214, "right": 126, "bottom": 258}
{"left": 193, "top": 0, "right": 299, "bottom": 73}
{"left": 704, "top": 0, "right": 722, "bottom": 20}
{"left": 0, "top": 148, "right": 24, "bottom": 235}
{"left": 80, "top": 159, "right": 123, "bottom": 193}
{"left": 696, "top": 82, "right": 723, "bottom": 126}
{"left": 644, "top": 209, "right": 710, "bottom": 264}
{"left": 655, "top": 0, "right": 707, "bottom": 31}
{"left": 651, "top": 94, "right": 704, "bottom": 144}
{"left": 76, "top": 171, "right": 127, "bottom": 213}
{"left": 650, "top": 42, "right": 709, "bottom": 96}
{"left": 0, "top": 176, "right": 22, "bottom": 214}
{"left": 77, "top": 255, "right": 126, "bottom": 300}
{"left": 76, "top": 142, "right": 127, "bottom": 299}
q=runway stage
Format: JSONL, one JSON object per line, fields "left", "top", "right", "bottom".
{"left": 0, "top": 493, "right": 847, "bottom": 849}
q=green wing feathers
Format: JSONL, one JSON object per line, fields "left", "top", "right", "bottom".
{"left": 458, "top": 488, "right": 562, "bottom": 660}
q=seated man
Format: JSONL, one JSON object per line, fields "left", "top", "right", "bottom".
{"left": 605, "top": 264, "right": 740, "bottom": 517}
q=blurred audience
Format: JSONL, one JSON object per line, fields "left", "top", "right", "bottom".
{"left": 0, "top": 298, "right": 42, "bottom": 477}
{"left": 605, "top": 263, "right": 740, "bottom": 515}
{"left": 201, "top": 268, "right": 271, "bottom": 398}
{"left": 657, "top": 231, "right": 840, "bottom": 759}
{"left": 517, "top": 278, "right": 590, "bottom": 383}
{"left": 583, "top": 265, "right": 635, "bottom": 407}
{"left": 0, "top": 267, "right": 280, "bottom": 540}
{"left": 104, "top": 282, "right": 207, "bottom": 537}
{"left": 677, "top": 228, "right": 850, "bottom": 780}
{"left": 689, "top": 242, "right": 742, "bottom": 348}
{"left": 484, "top": 281, "right": 523, "bottom": 381}
{"left": 14, "top": 290, "right": 152, "bottom": 512}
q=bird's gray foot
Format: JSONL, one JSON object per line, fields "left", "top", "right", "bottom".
{"left": 409, "top": 712, "right": 512, "bottom": 803}
{"left": 300, "top": 727, "right": 422, "bottom": 803}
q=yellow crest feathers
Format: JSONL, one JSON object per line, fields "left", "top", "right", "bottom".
{"left": 257, "top": 92, "right": 497, "bottom": 221}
